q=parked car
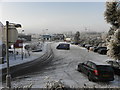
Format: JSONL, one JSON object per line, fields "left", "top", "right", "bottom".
{"left": 81, "top": 44, "right": 86, "bottom": 47}
{"left": 75, "top": 43, "right": 79, "bottom": 45}
{"left": 77, "top": 60, "right": 114, "bottom": 82}
{"left": 71, "top": 42, "right": 78, "bottom": 45}
{"left": 89, "top": 46, "right": 97, "bottom": 51}
{"left": 71, "top": 42, "right": 75, "bottom": 44}
{"left": 97, "top": 47, "right": 107, "bottom": 55}
{"left": 32, "top": 49, "right": 42, "bottom": 52}
{"left": 106, "top": 60, "right": 120, "bottom": 76}
{"left": 56, "top": 43, "right": 70, "bottom": 50}
{"left": 93, "top": 47, "right": 107, "bottom": 53}
{"left": 85, "top": 44, "right": 92, "bottom": 50}
{"left": 87, "top": 46, "right": 93, "bottom": 50}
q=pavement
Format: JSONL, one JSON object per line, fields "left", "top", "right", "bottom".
{"left": 0, "top": 42, "right": 54, "bottom": 85}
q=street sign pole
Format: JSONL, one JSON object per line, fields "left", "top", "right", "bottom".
{"left": 6, "top": 21, "right": 11, "bottom": 88}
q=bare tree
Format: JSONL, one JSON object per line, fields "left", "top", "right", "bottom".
{"left": 74, "top": 31, "right": 80, "bottom": 44}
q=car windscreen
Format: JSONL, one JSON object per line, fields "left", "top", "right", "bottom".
{"left": 62, "top": 44, "right": 69, "bottom": 46}
{"left": 99, "top": 47, "right": 107, "bottom": 49}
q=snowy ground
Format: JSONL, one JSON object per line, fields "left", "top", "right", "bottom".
{"left": 0, "top": 42, "right": 45, "bottom": 70}
{"left": 0, "top": 42, "right": 49, "bottom": 88}
{"left": 3, "top": 42, "right": 120, "bottom": 88}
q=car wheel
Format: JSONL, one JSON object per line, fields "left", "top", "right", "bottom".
{"left": 77, "top": 67, "right": 81, "bottom": 72}
{"left": 88, "top": 74, "right": 92, "bottom": 81}
{"left": 67, "top": 48, "right": 70, "bottom": 50}
{"left": 88, "top": 74, "right": 96, "bottom": 82}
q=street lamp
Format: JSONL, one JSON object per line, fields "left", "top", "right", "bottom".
{"left": 42, "top": 29, "right": 48, "bottom": 42}
{"left": 42, "top": 29, "right": 48, "bottom": 35}
{"left": 5, "top": 21, "right": 21, "bottom": 88}
{"left": 21, "top": 30, "right": 24, "bottom": 60}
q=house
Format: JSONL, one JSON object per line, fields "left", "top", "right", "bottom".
{"left": 42, "top": 34, "right": 51, "bottom": 41}
{"left": 18, "top": 34, "right": 32, "bottom": 41}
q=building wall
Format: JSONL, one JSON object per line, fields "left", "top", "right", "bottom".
{"left": 0, "top": 22, "right": 4, "bottom": 41}
{"left": 0, "top": 22, "right": 4, "bottom": 57}
{"left": 0, "top": 41, "right": 2, "bottom": 57}
{"left": 52, "top": 34, "right": 65, "bottom": 40}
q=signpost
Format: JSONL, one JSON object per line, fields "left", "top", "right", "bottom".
{"left": 5, "top": 21, "right": 21, "bottom": 88}
{"left": 5, "top": 21, "right": 11, "bottom": 88}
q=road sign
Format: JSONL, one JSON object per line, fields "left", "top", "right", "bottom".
{"left": 3, "top": 25, "right": 18, "bottom": 46}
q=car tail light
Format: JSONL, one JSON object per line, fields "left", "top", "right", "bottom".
{"left": 94, "top": 70, "right": 99, "bottom": 75}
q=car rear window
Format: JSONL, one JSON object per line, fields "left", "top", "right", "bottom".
{"left": 86, "top": 61, "right": 92, "bottom": 67}
{"left": 98, "top": 47, "right": 107, "bottom": 49}
{"left": 97, "top": 65, "right": 113, "bottom": 71}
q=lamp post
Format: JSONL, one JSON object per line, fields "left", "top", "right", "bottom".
{"left": 21, "top": 30, "right": 24, "bottom": 60}
{"left": 5, "top": 21, "right": 21, "bottom": 88}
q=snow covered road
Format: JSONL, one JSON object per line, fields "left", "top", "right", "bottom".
{"left": 8, "top": 42, "right": 120, "bottom": 88}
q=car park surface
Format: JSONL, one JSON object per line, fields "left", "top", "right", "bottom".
{"left": 10, "top": 42, "right": 120, "bottom": 88}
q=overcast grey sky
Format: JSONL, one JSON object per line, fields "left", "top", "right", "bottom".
{"left": 1, "top": 1, "right": 111, "bottom": 34}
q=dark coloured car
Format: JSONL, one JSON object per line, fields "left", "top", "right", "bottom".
{"left": 71, "top": 42, "right": 75, "bottom": 44}
{"left": 77, "top": 60, "right": 114, "bottom": 82}
{"left": 97, "top": 47, "right": 107, "bottom": 55}
{"left": 75, "top": 43, "right": 79, "bottom": 45}
{"left": 71, "top": 42, "right": 78, "bottom": 45}
{"left": 93, "top": 47, "right": 107, "bottom": 52}
{"left": 106, "top": 60, "right": 120, "bottom": 76}
{"left": 81, "top": 44, "right": 86, "bottom": 47}
{"left": 56, "top": 43, "right": 70, "bottom": 50}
